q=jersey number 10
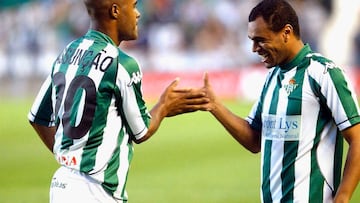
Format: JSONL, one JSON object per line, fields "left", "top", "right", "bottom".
{"left": 53, "top": 72, "right": 97, "bottom": 140}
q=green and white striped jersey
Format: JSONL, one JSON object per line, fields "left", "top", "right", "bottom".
{"left": 246, "top": 44, "right": 360, "bottom": 203}
{"left": 28, "top": 30, "right": 151, "bottom": 201}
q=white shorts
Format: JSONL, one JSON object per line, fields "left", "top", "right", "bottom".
{"left": 50, "top": 166, "right": 126, "bottom": 203}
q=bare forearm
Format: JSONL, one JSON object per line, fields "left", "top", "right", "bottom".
{"left": 210, "top": 102, "right": 261, "bottom": 153}
{"left": 335, "top": 124, "right": 360, "bottom": 202}
{"left": 335, "top": 141, "right": 360, "bottom": 202}
{"left": 134, "top": 102, "right": 166, "bottom": 144}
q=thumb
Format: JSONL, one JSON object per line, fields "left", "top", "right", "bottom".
{"left": 168, "top": 77, "right": 180, "bottom": 89}
{"left": 203, "top": 72, "right": 210, "bottom": 87}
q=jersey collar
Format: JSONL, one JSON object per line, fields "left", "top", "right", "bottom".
{"left": 85, "top": 29, "right": 117, "bottom": 46}
{"left": 278, "top": 44, "right": 312, "bottom": 72}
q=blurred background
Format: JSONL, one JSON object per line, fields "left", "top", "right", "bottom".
{"left": 0, "top": 0, "right": 359, "bottom": 100}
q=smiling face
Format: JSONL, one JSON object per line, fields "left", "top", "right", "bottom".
{"left": 248, "top": 16, "right": 290, "bottom": 68}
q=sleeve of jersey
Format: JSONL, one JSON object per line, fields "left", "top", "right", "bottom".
{"left": 27, "top": 75, "right": 56, "bottom": 127}
{"left": 318, "top": 66, "right": 360, "bottom": 131}
{"left": 246, "top": 99, "right": 263, "bottom": 131}
{"left": 117, "top": 70, "right": 151, "bottom": 141}
{"left": 245, "top": 69, "right": 274, "bottom": 132}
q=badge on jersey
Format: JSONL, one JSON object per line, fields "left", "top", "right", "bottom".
{"left": 283, "top": 78, "right": 299, "bottom": 96}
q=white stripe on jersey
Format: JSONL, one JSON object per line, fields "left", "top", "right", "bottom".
{"left": 317, "top": 123, "right": 337, "bottom": 189}
{"left": 269, "top": 141, "right": 284, "bottom": 200}
{"left": 117, "top": 61, "right": 148, "bottom": 140}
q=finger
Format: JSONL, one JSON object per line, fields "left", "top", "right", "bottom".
{"left": 183, "top": 97, "right": 210, "bottom": 105}
{"left": 167, "top": 107, "right": 199, "bottom": 117}
{"left": 172, "top": 88, "right": 193, "bottom": 93}
{"left": 171, "top": 88, "right": 207, "bottom": 98}
{"left": 178, "top": 104, "right": 211, "bottom": 113}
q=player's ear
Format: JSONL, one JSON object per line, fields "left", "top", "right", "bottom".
{"left": 109, "top": 3, "right": 120, "bottom": 19}
{"left": 283, "top": 24, "right": 292, "bottom": 43}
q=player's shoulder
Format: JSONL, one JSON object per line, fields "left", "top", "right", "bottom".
{"left": 117, "top": 48, "right": 141, "bottom": 73}
{"left": 306, "top": 52, "right": 342, "bottom": 75}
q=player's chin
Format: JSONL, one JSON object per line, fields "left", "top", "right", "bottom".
{"left": 129, "top": 33, "right": 138, "bottom": 41}
{"left": 264, "top": 63, "right": 273, "bottom": 69}
{"left": 263, "top": 60, "right": 276, "bottom": 69}
{"left": 123, "top": 31, "right": 138, "bottom": 41}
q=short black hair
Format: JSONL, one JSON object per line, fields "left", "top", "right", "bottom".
{"left": 249, "top": 0, "right": 300, "bottom": 38}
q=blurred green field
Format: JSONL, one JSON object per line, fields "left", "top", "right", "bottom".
{"left": 0, "top": 99, "right": 359, "bottom": 203}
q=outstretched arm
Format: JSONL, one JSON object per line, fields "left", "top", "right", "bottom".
{"left": 203, "top": 73, "right": 261, "bottom": 153}
{"left": 134, "top": 78, "right": 209, "bottom": 144}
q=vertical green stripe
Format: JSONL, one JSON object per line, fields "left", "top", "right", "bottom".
{"left": 333, "top": 132, "right": 343, "bottom": 195}
{"left": 309, "top": 112, "right": 326, "bottom": 203}
{"left": 309, "top": 151, "right": 324, "bottom": 203}
{"left": 262, "top": 140, "right": 273, "bottom": 203}
{"left": 280, "top": 141, "right": 297, "bottom": 203}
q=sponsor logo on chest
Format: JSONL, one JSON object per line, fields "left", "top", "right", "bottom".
{"left": 262, "top": 114, "right": 301, "bottom": 141}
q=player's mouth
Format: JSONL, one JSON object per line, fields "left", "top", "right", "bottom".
{"left": 259, "top": 53, "right": 270, "bottom": 63}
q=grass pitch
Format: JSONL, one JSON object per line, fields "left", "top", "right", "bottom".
{"left": 0, "top": 99, "right": 358, "bottom": 203}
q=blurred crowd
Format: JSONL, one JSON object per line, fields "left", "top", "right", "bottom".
{"left": 0, "top": 0, "right": 359, "bottom": 79}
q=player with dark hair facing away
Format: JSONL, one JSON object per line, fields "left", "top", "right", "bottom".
{"left": 28, "top": 0, "right": 209, "bottom": 202}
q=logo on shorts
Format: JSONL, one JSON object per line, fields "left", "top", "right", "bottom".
{"left": 51, "top": 178, "right": 67, "bottom": 189}
{"left": 58, "top": 155, "right": 77, "bottom": 167}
